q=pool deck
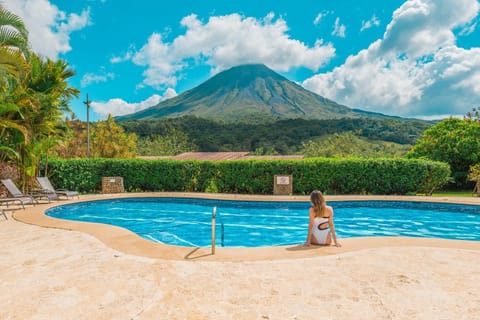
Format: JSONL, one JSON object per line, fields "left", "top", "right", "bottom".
{"left": 2, "top": 193, "right": 480, "bottom": 319}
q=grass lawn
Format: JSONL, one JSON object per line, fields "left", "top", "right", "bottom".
{"left": 429, "top": 190, "right": 478, "bottom": 197}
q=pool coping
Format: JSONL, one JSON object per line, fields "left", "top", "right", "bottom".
{"left": 12, "top": 192, "right": 480, "bottom": 261}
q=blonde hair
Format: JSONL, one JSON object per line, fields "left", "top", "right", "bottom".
{"left": 310, "top": 190, "right": 326, "bottom": 218}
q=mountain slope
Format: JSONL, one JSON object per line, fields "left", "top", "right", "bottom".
{"left": 116, "top": 64, "right": 393, "bottom": 122}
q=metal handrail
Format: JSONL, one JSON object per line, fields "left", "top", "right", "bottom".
{"left": 211, "top": 206, "right": 225, "bottom": 255}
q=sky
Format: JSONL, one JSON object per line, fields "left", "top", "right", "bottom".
{"left": 4, "top": 0, "right": 480, "bottom": 122}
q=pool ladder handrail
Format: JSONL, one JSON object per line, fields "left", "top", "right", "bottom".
{"left": 211, "top": 206, "right": 225, "bottom": 255}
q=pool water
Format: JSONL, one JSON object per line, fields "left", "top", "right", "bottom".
{"left": 45, "top": 197, "right": 480, "bottom": 247}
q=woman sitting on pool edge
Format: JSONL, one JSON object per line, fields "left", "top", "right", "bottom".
{"left": 305, "top": 190, "right": 341, "bottom": 247}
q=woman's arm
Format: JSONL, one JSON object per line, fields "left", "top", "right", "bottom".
{"left": 328, "top": 207, "right": 341, "bottom": 247}
{"left": 305, "top": 208, "right": 314, "bottom": 245}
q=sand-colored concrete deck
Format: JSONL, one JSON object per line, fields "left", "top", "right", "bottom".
{"left": 1, "top": 193, "right": 479, "bottom": 319}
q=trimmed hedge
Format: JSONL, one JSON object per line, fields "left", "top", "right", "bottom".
{"left": 42, "top": 157, "right": 451, "bottom": 195}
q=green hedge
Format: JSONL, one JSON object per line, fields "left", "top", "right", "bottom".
{"left": 42, "top": 157, "right": 451, "bottom": 195}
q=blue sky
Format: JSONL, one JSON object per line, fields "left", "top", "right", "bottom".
{"left": 5, "top": 0, "right": 480, "bottom": 121}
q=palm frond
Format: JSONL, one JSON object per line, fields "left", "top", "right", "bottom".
{"left": 0, "top": 47, "right": 27, "bottom": 77}
{"left": 0, "top": 145, "right": 19, "bottom": 161}
{"left": 0, "top": 6, "right": 28, "bottom": 44}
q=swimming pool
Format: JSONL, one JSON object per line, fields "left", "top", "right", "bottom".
{"left": 45, "top": 197, "right": 480, "bottom": 247}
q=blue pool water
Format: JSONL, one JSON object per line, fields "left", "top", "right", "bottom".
{"left": 45, "top": 197, "right": 480, "bottom": 247}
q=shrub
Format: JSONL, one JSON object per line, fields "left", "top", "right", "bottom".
{"left": 408, "top": 117, "right": 480, "bottom": 189}
{"left": 42, "top": 157, "right": 451, "bottom": 195}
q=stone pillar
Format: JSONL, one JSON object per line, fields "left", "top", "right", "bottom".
{"left": 102, "top": 177, "right": 124, "bottom": 193}
{"left": 273, "top": 175, "right": 293, "bottom": 195}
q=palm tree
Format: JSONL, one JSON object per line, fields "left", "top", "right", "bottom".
{"left": 16, "top": 52, "right": 79, "bottom": 180}
{"left": 0, "top": 6, "right": 29, "bottom": 163}
{"left": 0, "top": 5, "right": 29, "bottom": 79}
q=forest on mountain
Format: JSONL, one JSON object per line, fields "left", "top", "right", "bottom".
{"left": 121, "top": 116, "right": 432, "bottom": 156}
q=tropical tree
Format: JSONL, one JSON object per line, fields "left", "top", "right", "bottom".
{"left": 301, "top": 131, "right": 410, "bottom": 158}
{"left": 23, "top": 53, "right": 79, "bottom": 172}
{"left": 51, "top": 119, "right": 88, "bottom": 158}
{"left": 53, "top": 117, "right": 139, "bottom": 159}
{"left": 91, "top": 115, "right": 137, "bottom": 158}
{"left": 2, "top": 48, "right": 79, "bottom": 184}
{"left": 0, "top": 5, "right": 29, "bottom": 161}
{"left": 408, "top": 117, "right": 480, "bottom": 188}
{"left": 3, "top": 51, "right": 79, "bottom": 183}
{"left": 136, "top": 127, "right": 196, "bottom": 156}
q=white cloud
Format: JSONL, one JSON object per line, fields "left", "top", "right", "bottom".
{"left": 380, "top": 0, "right": 478, "bottom": 58}
{"left": 3, "top": 0, "right": 91, "bottom": 59}
{"left": 132, "top": 33, "right": 184, "bottom": 88}
{"left": 91, "top": 89, "right": 178, "bottom": 118}
{"left": 110, "top": 56, "right": 124, "bottom": 64}
{"left": 332, "top": 17, "right": 346, "bottom": 38}
{"left": 303, "top": 0, "right": 480, "bottom": 118}
{"left": 124, "top": 13, "right": 335, "bottom": 90}
{"left": 360, "top": 14, "right": 380, "bottom": 32}
{"left": 80, "top": 72, "right": 115, "bottom": 87}
{"left": 313, "top": 12, "right": 328, "bottom": 26}
{"left": 110, "top": 44, "right": 137, "bottom": 64}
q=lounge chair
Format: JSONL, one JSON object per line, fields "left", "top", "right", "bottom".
{"left": 1, "top": 178, "right": 51, "bottom": 203}
{"left": 36, "top": 177, "right": 79, "bottom": 200}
